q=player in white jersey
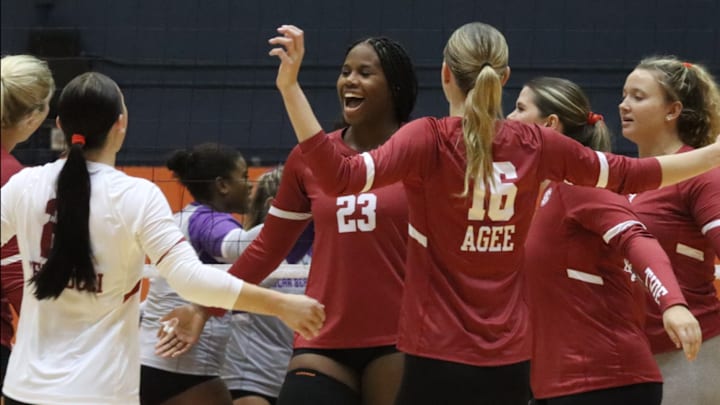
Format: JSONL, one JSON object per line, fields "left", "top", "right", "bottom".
{"left": 0, "top": 72, "right": 325, "bottom": 405}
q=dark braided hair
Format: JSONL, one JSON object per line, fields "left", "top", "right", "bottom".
{"left": 345, "top": 37, "right": 418, "bottom": 123}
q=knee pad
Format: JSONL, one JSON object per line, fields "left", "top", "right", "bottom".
{"left": 277, "top": 368, "right": 360, "bottom": 405}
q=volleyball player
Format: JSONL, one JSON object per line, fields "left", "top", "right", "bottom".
{"left": 620, "top": 57, "right": 720, "bottom": 405}
{"left": 267, "top": 23, "right": 720, "bottom": 404}
{"left": 0, "top": 54, "right": 54, "bottom": 400}
{"left": 508, "top": 76, "right": 700, "bottom": 405}
{"left": 0, "top": 72, "right": 324, "bottom": 405}
{"left": 222, "top": 36, "right": 418, "bottom": 405}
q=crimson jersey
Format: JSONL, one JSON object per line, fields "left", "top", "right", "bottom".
{"left": 299, "top": 117, "right": 663, "bottom": 366}
{"left": 525, "top": 182, "right": 686, "bottom": 398}
{"left": 228, "top": 129, "right": 408, "bottom": 348}
{"left": 630, "top": 145, "right": 720, "bottom": 354}
{"left": 1, "top": 146, "right": 24, "bottom": 349}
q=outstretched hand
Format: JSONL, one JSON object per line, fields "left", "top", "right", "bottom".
{"left": 155, "top": 304, "right": 211, "bottom": 358}
{"left": 277, "top": 294, "right": 326, "bottom": 341}
{"left": 269, "top": 25, "right": 305, "bottom": 91}
{"left": 662, "top": 304, "right": 702, "bottom": 361}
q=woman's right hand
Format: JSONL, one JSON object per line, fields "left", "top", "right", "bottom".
{"left": 269, "top": 25, "right": 306, "bottom": 92}
{"left": 662, "top": 304, "right": 702, "bottom": 361}
{"left": 277, "top": 293, "right": 325, "bottom": 340}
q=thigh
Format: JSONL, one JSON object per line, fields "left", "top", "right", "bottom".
{"left": 287, "top": 352, "right": 359, "bottom": 391}
{"left": 231, "top": 389, "right": 275, "bottom": 405}
{"left": 160, "top": 377, "right": 233, "bottom": 405}
{"left": 395, "top": 355, "right": 530, "bottom": 405}
{"left": 361, "top": 351, "right": 404, "bottom": 405}
{"left": 140, "top": 365, "right": 228, "bottom": 405}
{"left": 543, "top": 383, "right": 662, "bottom": 405}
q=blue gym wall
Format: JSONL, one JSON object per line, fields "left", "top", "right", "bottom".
{"left": 2, "top": 0, "right": 718, "bottom": 165}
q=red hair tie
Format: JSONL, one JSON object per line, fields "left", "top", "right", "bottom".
{"left": 71, "top": 134, "right": 86, "bottom": 146}
{"left": 682, "top": 62, "right": 693, "bottom": 69}
{"left": 587, "top": 112, "right": 604, "bottom": 125}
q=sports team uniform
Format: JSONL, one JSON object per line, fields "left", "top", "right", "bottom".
{"left": 139, "top": 203, "right": 259, "bottom": 382}
{"left": 525, "top": 182, "right": 686, "bottom": 402}
{"left": 630, "top": 145, "right": 720, "bottom": 404}
{"left": 298, "top": 117, "right": 666, "bottom": 403}
{"left": 0, "top": 160, "right": 243, "bottom": 405}
{"left": 0, "top": 146, "right": 25, "bottom": 392}
{"left": 226, "top": 129, "right": 408, "bottom": 356}
{"left": 222, "top": 267, "right": 308, "bottom": 400}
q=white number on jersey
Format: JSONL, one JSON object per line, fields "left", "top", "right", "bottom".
{"left": 468, "top": 161, "right": 518, "bottom": 221}
{"left": 336, "top": 194, "right": 377, "bottom": 233}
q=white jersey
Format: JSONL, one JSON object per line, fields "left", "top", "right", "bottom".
{"left": 0, "top": 160, "right": 244, "bottom": 405}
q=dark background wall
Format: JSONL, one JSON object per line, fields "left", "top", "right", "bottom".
{"left": 2, "top": 0, "right": 718, "bottom": 166}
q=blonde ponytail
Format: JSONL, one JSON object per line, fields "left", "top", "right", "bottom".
{"left": 462, "top": 65, "right": 504, "bottom": 195}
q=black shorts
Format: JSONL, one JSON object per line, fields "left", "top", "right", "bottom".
{"left": 4, "top": 396, "right": 34, "bottom": 405}
{"left": 230, "top": 389, "right": 277, "bottom": 404}
{"left": 140, "top": 365, "right": 217, "bottom": 405}
{"left": 533, "top": 382, "right": 662, "bottom": 405}
{"left": 395, "top": 354, "right": 531, "bottom": 405}
{"left": 293, "top": 345, "right": 398, "bottom": 374}
{"left": 1, "top": 343, "right": 10, "bottom": 394}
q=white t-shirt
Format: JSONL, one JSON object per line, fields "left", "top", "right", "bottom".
{"left": 0, "top": 159, "right": 243, "bottom": 404}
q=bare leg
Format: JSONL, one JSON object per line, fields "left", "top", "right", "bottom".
{"left": 160, "top": 377, "right": 233, "bottom": 405}
{"left": 360, "top": 352, "right": 404, "bottom": 405}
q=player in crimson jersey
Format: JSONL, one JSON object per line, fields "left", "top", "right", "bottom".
{"left": 267, "top": 22, "right": 720, "bottom": 405}
{"left": 620, "top": 57, "right": 720, "bottom": 405}
{"left": 0, "top": 54, "right": 54, "bottom": 401}
{"left": 0, "top": 72, "right": 324, "bottom": 405}
{"left": 153, "top": 36, "right": 418, "bottom": 405}
{"left": 228, "top": 36, "right": 417, "bottom": 405}
{"left": 509, "top": 77, "right": 700, "bottom": 405}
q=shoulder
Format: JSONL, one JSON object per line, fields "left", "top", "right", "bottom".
{"left": 0, "top": 149, "right": 23, "bottom": 185}
{"left": 495, "top": 120, "right": 547, "bottom": 147}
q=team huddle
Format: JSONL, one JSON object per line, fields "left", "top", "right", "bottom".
{"left": 1, "top": 20, "right": 719, "bottom": 405}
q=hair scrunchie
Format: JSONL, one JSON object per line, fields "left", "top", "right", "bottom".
{"left": 587, "top": 112, "right": 604, "bottom": 125}
{"left": 71, "top": 133, "right": 86, "bottom": 146}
